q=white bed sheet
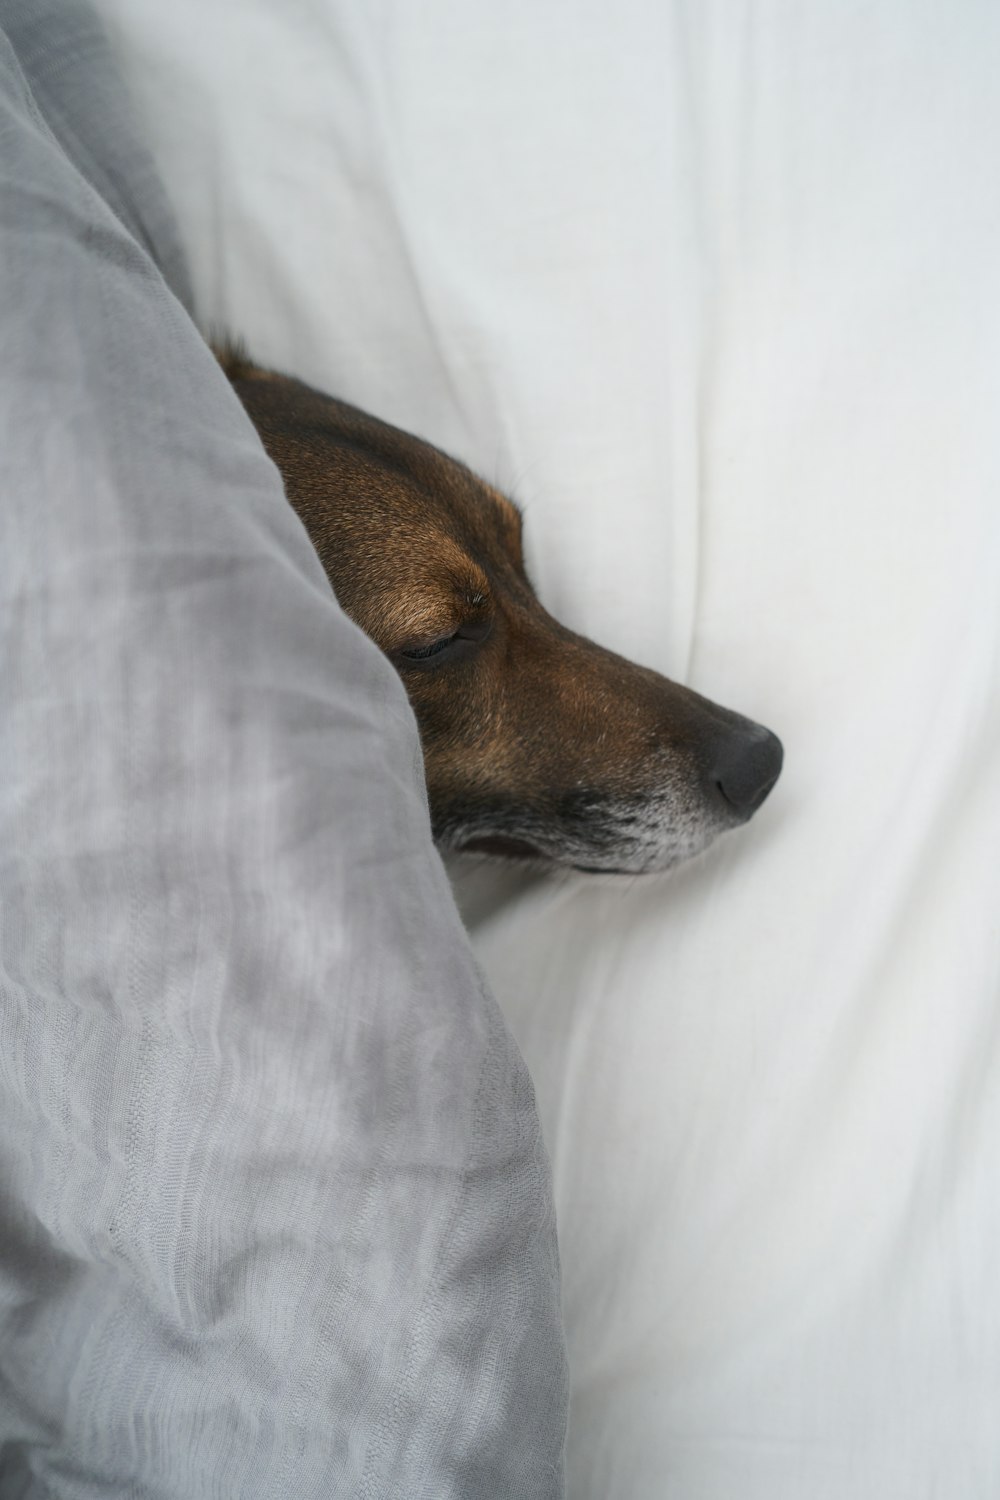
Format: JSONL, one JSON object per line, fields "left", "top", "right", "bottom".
{"left": 92, "top": 2, "right": 1000, "bottom": 1494}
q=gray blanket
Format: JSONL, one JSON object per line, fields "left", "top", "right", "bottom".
{"left": 0, "top": 2, "right": 567, "bottom": 1493}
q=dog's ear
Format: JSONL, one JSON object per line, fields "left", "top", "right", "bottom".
{"left": 211, "top": 337, "right": 269, "bottom": 384}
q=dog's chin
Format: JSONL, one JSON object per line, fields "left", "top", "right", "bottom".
{"left": 444, "top": 814, "right": 730, "bottom": 877}
{"left": 457, "top": 833, "right": 548, "bottom": 862}
{"left": 566, "top": 834, "right": 720, "bottom": 877}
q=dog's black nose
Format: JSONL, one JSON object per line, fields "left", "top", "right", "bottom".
{"left": 709, "top": 724, "right": 783, "bottom": 820}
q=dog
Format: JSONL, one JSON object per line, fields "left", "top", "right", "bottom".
{"left": 220, "top": 348, "right": 782, "bottom": 875}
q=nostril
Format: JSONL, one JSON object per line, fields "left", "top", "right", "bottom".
{"left": 711, "top": 727, "right": 784, "bottom": 820}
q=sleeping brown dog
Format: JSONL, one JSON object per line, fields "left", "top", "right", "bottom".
{"left": 221, "top": 349, "right": 782, "bottom": 874}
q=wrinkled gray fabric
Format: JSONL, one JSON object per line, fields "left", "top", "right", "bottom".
{"left": 1, "top": 0, "right": 192, "bottom": 311}
{"left": 0, "top": 5, "right": 567, "bottom": 1495}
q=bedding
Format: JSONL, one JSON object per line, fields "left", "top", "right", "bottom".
{"left": 0, "top": 2, "right": 567, "bottom": 1494}
{"left": 21, "top": 0, "right": 1000, "bottom": 1494}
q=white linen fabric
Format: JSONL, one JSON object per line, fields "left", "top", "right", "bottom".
{"left": 88, "top": 2, "right": 1000, "bottom": 1496}
{"left": 0, "top": 3, "right": 567, "bottom": 1494}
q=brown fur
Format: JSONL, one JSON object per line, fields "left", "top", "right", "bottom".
{"left": 219, "top": 346, "right": 782, "bottom": 873}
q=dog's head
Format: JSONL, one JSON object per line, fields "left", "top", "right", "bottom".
{"left": 224, "top": 355, "right": 782, "bottom": 874}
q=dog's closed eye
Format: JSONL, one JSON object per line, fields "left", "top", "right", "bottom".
{"left": 397, "top": 613, "right": 493, "bottom": 671}
{"left": 401, "top": 635, "right": 455, "bottom": 662}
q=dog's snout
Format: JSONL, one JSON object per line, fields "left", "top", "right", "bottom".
{"left": 708, "top": 723, "right": 784, "bottom": 821}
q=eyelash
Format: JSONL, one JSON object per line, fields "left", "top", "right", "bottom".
{"left": 400, "top": 634, "right": 456, "bottom": 661}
